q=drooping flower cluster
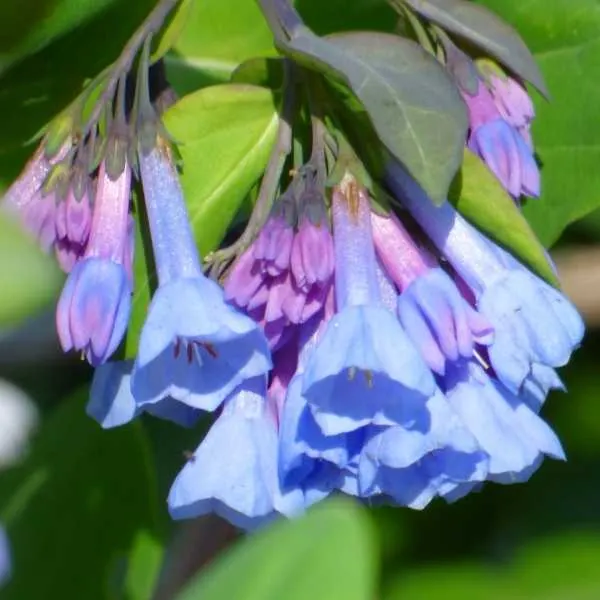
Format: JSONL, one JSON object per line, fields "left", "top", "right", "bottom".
{"left": 0, "top": 2, "right": 584, "bottom": 533}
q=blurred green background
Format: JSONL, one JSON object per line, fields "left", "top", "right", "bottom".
{"left": 1, "top": 0, "right": 600, "bottom": 598}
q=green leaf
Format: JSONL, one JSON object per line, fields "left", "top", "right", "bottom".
{"left": 400, "top": 0, "right": 548, "bottom": 96}
{"left": 164, "top": 0, "right": 277, "bottom": 96}
{"left": 0, "top": 213, "right": 63, "bottom": 327}
{"left": 0, "top": 0, "right": 143, "bottom": 76}
{"left": 275, "top": 26, "right": 468, "bottom": 204}
{"left": 0, "top": 0, "right": 155, "bottom": 191}
{"left": 474, "top": 0, "right": 600, "bottom": 246}
{"left": 449, "top": 149, "right": 557, "bottom": 286}
{"left": 231, "top": 57, "right": 285, "bottom": 89}
{"left": 164, "top": 85, "right": 279, "bottom": 255}
{"left": 123, "top": 84, "right": 278, "bottom": 358}
{"left": 384, "top": 533, "right": 600, "bottom": 600}
{"left": 0, "top": 390, "right": 163, "bottom": 599}
{"left": 176, "top": 498, "right": 378, "bottom": 600}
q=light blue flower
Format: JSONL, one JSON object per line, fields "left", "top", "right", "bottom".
{"left": 167, "top": 377, "right": 302, "bottom": 530}
{"left": 386, "top": 161, "right": 583, "bottom": 395}
{"left": 443, "top": 361, "right": 565, "bottom": 483}
{"left": 478, "top": 269, "right": 583, "bottom": 393}
{"left": 87, "top": 360, "right": 201, "bottom": 429}
{"left": 358, "top": 389, "right": 488, "bottom": 508}
{"left": 132, "top": 140, "right": 271, "bottom": 413}
{"left": 303, "top": 305, "right": 436, "bottom": 435}
{"left": 302, "top": 181, "right": 436, "bottom": 435}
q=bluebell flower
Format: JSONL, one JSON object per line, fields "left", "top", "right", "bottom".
{"left": 443, "top": 360, "right": 565, "bottom": 483}
{"left": 87, "top": 360, "right": 202, "bottom": 429}
{"left": 302, "top": 178, "right": 436, "bottom": 435}
{"left": 132, "top": 139, "right": 271, "bottom": 413}
{"left": 55, "top": 159, "right": 132, "bottom": 365}
{"left": 358, "top": 389, "right": 488, "bottom": 508}
{"left": 167, "top": 377, "right": 303, "bottom": 530}
{"left": 386, "top": 160, "right": 583, "bottom": 396}
{"left": 478, "top": 267, "right": 583, "bottom": 394}
{"left": 397, "top": 268, "right": 493, "bottom": 375}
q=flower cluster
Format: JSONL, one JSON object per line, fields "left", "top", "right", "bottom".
{"left": 0, "top": 12, "right": 584, "bottom": 532}
{"left": 163, "top": 165, "right": 580, "bottom": 529}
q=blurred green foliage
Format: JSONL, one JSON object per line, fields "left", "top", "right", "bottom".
{"left": 1, "top": 0, "right": 600, "bottom": 599}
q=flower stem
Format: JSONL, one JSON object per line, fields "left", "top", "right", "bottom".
{"left": 206, "top": 60, "right": 297, "bottom": 279}
{"left": 79, "top": 0, "right": 182, "bottom": 141}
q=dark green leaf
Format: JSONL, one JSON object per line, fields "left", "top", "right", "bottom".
{"left": 277, "top": 26, "right": 468, "bottom": 203}
{"left": 449, "top": 149, "right": 557, "bottom": 286}
{"left": 0, "top": 213, "right": 63, "bottom": 327}
{"left": 474, "top": 0, "right": 600, "bottom": 246}
{"left": 176, "top": 498, "right": 377, "bottom": 600}
{"left": 0, "top": 0, "right": 155, "bottom": 191}
{"left": 400, "top": 0, "right": 548, "bottom": 96}
{"left": 0, "top": 390, "right": 163, "bottom": 599}
{"left": 0, "top": 0, "right": 145, "bottom": 76}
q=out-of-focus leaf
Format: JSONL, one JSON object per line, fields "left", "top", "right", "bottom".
{"left": 384, "top": 532, "right": 600, "bottom": 600}
{"left": 274, "top": 25, "right": 468, "bottom": 204}
{"left": 474, "top": 0, "right": 600, "bottom": 246}
{"left": 0, "top": 0, "right": 155, "bottom": 191}
{"left": 0, "top": 0, "right": 137, "bottom": 76}
{"left": 0, "top": 390, "right": 163, "bottom": 599}
{"left": 176, "top": 498, "right": 378, "bottom": 600}
{"left": 449, "top": 149, "right": 557, "bottom": 286}
{"left": 399, "top": 0, "right": 548, "bottom": 96}
{"left": 123, "top": 84, "right": 278, "bottom": 357}
{"left": 164, "top": 0, "right": 277, "bottom": 95}
{"left": 0, "top": 213, "right": 63, "bottom": 327}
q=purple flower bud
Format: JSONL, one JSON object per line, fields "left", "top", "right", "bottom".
{"left": 469, "top": 119, "right": 540, "bottom": 198}
{"left": 463, "top": 81, "right": 539, "bottom": 198}
{"left": 2, "top": 139, "right": 70, "bottom": 211}
{"left": 290, "top": 218, "right": 334, "bottom": 292}
{"left": 56, "top": 257, "right": 131, "bottom": 364}
{"left": 55, "top": 160, "right": 132, "bottom": 365}
{"left": 254, "top": 215, "right": 295, "bottom": 276}
{"left": 489, "top": 75, "right": 534, "bottom": 130}
{"left": 370, "top": 210, "right": 434, "bottom": 289}
{"left": 54, "top": 186, "right": 93, "bottom": 272}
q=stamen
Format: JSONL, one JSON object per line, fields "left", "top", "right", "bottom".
{"left": 473, "top": 348, "right": 490, "bottom": 370}
{"left": 173, "top": 337, "right": 181, "bottom": 358}
{"left": 186, "top": 342, "right": 194, "bottom": 364}
{"left": 363, "top": 369, "right": 374, "bottom": 388}
{"left": 347, "top": 366, "right": 357, "bottom": 381}
{"left": 200, "top": 342, "right": 219, "bottom": 359}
